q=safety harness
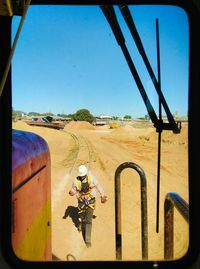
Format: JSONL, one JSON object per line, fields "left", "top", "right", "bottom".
{"left": 77, "top": 176, "right": 96, "bottom": 212}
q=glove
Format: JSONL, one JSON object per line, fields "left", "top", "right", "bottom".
{"left": 69, "top": 190, "right": 74, "bottom": 196}
{"left": 69, "top": 187, "right": 76, "bottom": 196}
{"left": 101, "top": 195, "right": 107, "bottom": 203}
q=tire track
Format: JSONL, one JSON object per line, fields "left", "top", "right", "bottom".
{"left": 65, "top": 131, "right": 80, "bottom": 174}
{"left": 63, "top": 130, "right": 95, "bottom": 175}
{"left": 52, "top": 130, "right": 97, "bottom": 259}
{"left": 52, "top": 130, "right": 95, "bottom": 212}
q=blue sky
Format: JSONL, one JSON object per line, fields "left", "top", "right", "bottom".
{"left": 12, "top": 5, "right": 189, "bottom": 118}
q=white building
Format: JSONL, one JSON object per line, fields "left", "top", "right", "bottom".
{"left": 93, "top": 115, "right": 113, "bottom": 125}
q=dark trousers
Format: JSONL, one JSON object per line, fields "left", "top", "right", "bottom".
{"left": 78, "top": 201, "right": 94, "bottom": 244}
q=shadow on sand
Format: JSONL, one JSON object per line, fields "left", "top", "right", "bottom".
{"left": 63, "top": 205, "right": 97, "bottom": 247}
{"left": 62, "top": 205, "right": 79, "bottom": 229}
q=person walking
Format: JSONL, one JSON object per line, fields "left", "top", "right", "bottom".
{"left": 69, "top": 165, "right": 107, "bottom": 248}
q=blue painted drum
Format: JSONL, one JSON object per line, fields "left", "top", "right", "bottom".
{"left": 12, "top": 129, "right": 49, "bottom": 171}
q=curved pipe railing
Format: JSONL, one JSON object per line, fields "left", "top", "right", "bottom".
{"left": 164, "top": 192, "right": 189, "bottom": 259}
{"left": 114, "top": 162, "right": 148, "bottom": 260}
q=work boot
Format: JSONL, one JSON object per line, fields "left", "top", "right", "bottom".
{"left": 86, "top": 242, "right": 92, "bottom": 248}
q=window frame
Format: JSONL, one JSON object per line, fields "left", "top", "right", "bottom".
{"left": 0, "top": 0, "right": 200, "bottom": 268}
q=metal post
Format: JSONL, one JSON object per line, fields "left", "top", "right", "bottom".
{"left": 164, "top": 196, "right": 174, "bottom": 259}
{"left": 156, "top": 18, "right": 162, "bottom": 233}
{"left": 164, "top": 192, "right": 189, "bottom": 259}
{"left": 114, "top": 162, "right": 148, "bottom": 260}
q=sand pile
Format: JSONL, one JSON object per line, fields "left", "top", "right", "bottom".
{"left": 132, "top": 121, "right": 152, "bottom": 128}
{"left": 111, "top": 124, "right": 154, "bottom": 137}
{"left": 95, "top": 124, "right": 110, "bottom": 130}
{"left": 111, "top": 124, "right": 135, "bottom": 135}
{"left": 146, "top": 125, "right": 188, "bottom": 145}
{"left": 111, "top": 123, "right": 188, "bottom": 146}
{"left": 12, "top": 121, "right": 33, "bottom": 132}
{"left": 64, "top": 121, "right": 96, "bottom": 131}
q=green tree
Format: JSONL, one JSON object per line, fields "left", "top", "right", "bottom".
{"left": 43, "top": 112, "right": 55, "bottom": 116}
{"left": 112, "top": 116, "right": 119, "bottom": 120}
{"left": 28, "top": 112, "right": 41, "bottom": 116}
{"left": 124, "top": 115, "right": 132, "bottom": 120}
{"left": 67, "top": 114, "right": 75, "bottom": 119}
{"left": 73, "top": 109, "right": 94, "bottom": 123}
{"left": 12, "top": 108, "right": 25, "bottom": 119}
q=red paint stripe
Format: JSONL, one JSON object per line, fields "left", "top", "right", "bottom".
{"left": 12, "top": 151, "right": 50, "bottom": 189}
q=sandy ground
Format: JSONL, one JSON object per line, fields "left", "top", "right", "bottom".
{"left": 13, "top": 120, "right": 189, "bottom": 261}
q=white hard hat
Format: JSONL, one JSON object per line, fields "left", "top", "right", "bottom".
{"left": 78, "top": 165, "right": 88, "bottom": 177}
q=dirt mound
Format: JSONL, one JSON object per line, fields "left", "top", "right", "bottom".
{"left": 147, "top": 124, "right": 188, "bottom": 145}
{"left": 111, "top": 124, "right": 154, "bottom": 137}
{"left": 95, "top": 125, "right": 110, "bottom": 130}
{"left": 137, "top": 124, "right": 188, "bottom": 146}
{"left": 132, "top": 121, "right": 152, "bottom": 128}
{"left": 12, "top": 121, "right": 32, "bottom": 132}
{"left": 64, "top": 121, "right": 96, "bottom": 130}
{"left": 111, "top": 123, "right": 188, "bottom": 146}
{"left": 111, "top": 124, "right": 135, "bottom": 135}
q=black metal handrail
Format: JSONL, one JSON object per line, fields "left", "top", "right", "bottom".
{"left": 114, "top": 162, "right": 148, "bottom": 260}
{"left": 164, "top": 192, "right": 189, "bottom": 259}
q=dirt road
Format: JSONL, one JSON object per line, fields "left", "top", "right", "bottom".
{"left": 13, "top": 121, "right": 189, "bottom": 261}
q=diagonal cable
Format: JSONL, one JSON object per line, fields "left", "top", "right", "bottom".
{"left": 119, "top": 5, "right": 180, "bottom": 133}
{"left": 100, "top": 5, "right": 159, "bottom": 127}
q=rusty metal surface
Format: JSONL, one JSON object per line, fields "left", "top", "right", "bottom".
{"left": 0, "top": 0, "right": 25, "bottom": 16}
{"left": 0, "top": 0, "right": 13, "bottom": 16}
{"left": 164, "top": 197, "right": 174, "bottom": 259}
{"left": 164, "top": 192, "right": 189, "bottom": 260}
{"left": 26, "top": 120, "right": 65, "bottom": 130}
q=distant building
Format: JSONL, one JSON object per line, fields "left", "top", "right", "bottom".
{"left": 52, "top": 116, "right": 72, "bottom": 122}
{"left": 31, "top": 115, "right": 71, "bottom": 123}
{"left": 93, "top": 115, "right": 112, "bottom": 126}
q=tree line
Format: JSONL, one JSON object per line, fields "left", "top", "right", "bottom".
{"left": 12, "top": 108, "right": 135, "bottom": 123}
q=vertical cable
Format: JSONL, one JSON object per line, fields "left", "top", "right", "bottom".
{"left": 156, "top": 18, "right": 162, "bottom": 233}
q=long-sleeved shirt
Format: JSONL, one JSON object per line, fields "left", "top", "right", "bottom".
{"left": 69, "top": 174, "right": 105, "bottom": 200}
